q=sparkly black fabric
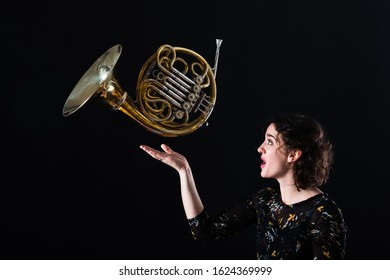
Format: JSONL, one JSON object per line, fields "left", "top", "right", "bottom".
{"left": 188, "top": 186, "right": 347, "bottom": 259}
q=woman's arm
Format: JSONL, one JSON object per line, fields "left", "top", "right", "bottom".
{"left": 140, "top": 144, "right": 204, "bottom": 219}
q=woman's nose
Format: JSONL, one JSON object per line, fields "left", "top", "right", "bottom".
{"left": 257, "top": 145, "right": 264, "bottom": 154}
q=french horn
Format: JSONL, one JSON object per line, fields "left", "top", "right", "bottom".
{"left": 62, "top": 39, "right": 223, "bottom": 137}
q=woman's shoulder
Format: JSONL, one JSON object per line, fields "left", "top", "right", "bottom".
{"left": 315, "top": 193, "right": 342, "bottom": 210}
{"left": 309, "top": 193, "right": 348, "bottom": 237}
{"left": 312, "top": 193, "right": 346, "bottom": 222}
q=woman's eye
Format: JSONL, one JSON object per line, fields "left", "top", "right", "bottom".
{"left": 267, "top": 139, "right": 272, "bottom": 145}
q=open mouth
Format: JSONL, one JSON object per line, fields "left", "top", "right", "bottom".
{"left": 261, "top": 157, "right": 266, "bottom": 169}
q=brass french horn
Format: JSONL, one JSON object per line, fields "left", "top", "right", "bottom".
{"left": 62, "top": 39, "right": 223, "bottom": 137}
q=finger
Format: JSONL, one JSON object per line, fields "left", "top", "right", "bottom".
{"left": 161, "top": 144, "right": 173, "bottom": 154}
{"left": 149, "top": 151, "right": 163, "bottom": 161}
{"left": 140, "top": 145, "right": 165, "bottom": 161}
{"left": 140, "top": 145, "right": 157, "bottom": 156}
{"left": 140, "top": 144, "right": 149, "bottom": 151}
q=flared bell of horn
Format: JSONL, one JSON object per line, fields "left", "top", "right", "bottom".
{"left": 63, "top": 44, "right": 123, "bottom": 117}
{"left": 63, "top": 40, "right": 222, "bottom": 137}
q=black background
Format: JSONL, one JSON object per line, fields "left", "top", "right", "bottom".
{"left": 1, "top": 0, "right": 389, "bottom": 260}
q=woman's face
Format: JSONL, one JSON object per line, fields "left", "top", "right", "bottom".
{"left": 257, "top": 123, "right": 290, "bottom": 179}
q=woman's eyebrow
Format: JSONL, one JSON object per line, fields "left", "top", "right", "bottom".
{"left": 266, "top": 133, "right": 276, "bottom": 140}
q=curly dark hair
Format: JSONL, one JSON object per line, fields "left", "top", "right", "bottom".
{"left": 264, "top": 113, "right": 334, "bottom": 190}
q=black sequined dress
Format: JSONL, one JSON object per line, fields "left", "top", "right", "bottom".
{"left": 188, "top": 186, "right": 347, "bottom": 259}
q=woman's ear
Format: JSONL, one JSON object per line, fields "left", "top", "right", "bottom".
{"left": 287, "top": 149, "right": 302, "bottom": 163}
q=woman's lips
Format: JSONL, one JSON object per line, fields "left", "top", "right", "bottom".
{"left": 260, "top": 157, "right": 266, "bottom": 169}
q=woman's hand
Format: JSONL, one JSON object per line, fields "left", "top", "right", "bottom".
{"left": 140, "top": 144, "right": 188, "bottom": 172}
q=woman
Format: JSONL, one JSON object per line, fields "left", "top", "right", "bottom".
{"left": 140, "top": 113, "right": 347, "bottom": 259}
